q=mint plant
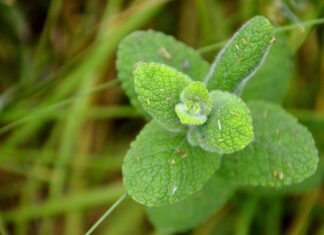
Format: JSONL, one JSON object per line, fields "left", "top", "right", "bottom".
{"left": 116, "top": 16, "right": 318, "bottom": 232}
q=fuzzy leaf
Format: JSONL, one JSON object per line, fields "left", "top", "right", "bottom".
{"left": 219, "top": 101, "right": 318, "bottom": 187}
{"left": 206, "top": 16, "right": 274, "bottom": 93}
{"left": 244, "top": 161, "right": 323, "bottom": 197}
{"left": 187, "top": 127, "right": 201, "bottom": 146}
{"left": 117, "top": 30, "right": 210, "bottom": 116}
{"left": 180, "top": 81, "right": 211, "bottom": 114}
{"left": 175, "top": 82, "right": 211, "bottom": 126}
{"left": 134, "top": 63, "right": 191, "bottom": 131}
{"left": 122, "top": 121, "right": 221, "bottom": 207}
{"left": 146, "top": 173, "right": 235, "bottom": 233}
{"left": 175, "top": 104, "right": 207, "bottom": 125}
{"left": 242, "top": 33, "right": 293, "bottom": 103}
{"left": 196, "top": 91, "right": 254, "bottom": 154}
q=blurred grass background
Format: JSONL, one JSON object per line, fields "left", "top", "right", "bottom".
{"left": 0, "top": 0, "right": 323, "bottom": 234}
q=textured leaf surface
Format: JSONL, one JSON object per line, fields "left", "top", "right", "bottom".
{"left": 206, "top": 16, "right": 274, "bottom": 93}
{"left": 180, "top": 81, "right": 211, "bottom": 114}
{"left": 134, "top": 63, "right": 191, "bottom": 131}
{"left": 219, "top": 101, "right": 318, "bottom": 187}
{"left": 122, "top": 121, "right": 221, "bottom": 207}
{"left": 175, "top": 82, "right": 211, "bottom": 125}
{"left": 244, "top": 162, "right": 323, "bottom": 196}
{"left": 197, "top": 91, "right": 254, "bottom": 154}
{"left": 187, "top": 127, "right": 201, "bottom": 146}
{"left": 277, "top": 161, "right": 322, "bottom": 194}
{"left": 146, "top": 173, "right": 235, "bottom": 233}
{"left": 242, "top": 33, "right": 293, "bottom": 103}
{"left": 175, "top": 104, "right": 207, "bottom": 125}
{"left": 117, "top": 30, "right": 210, "bottom": 116}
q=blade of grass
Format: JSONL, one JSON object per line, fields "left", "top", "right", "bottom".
{"left": 235, "top": 196, "right": 258, "bottom": 235}
{"left": 50, "top": 1, "right": 168, "bottom": 234}
{"left": 0, "top": 0, "right": 169, "bottom": 164}
{"left": 286, "top": 189, "right": 320, "bottom": 235}
{"left": 0, "top": 164, "right": 51, "bottom": 181}
{"left": 0, "top": 79, "right": 119, "bottom": 136}
{"left": 53, "top": 63, "right": 98, "bottom": 235}
{"left": 0, "top": 0, "right": 169, "bottom": 144}
{"left": 193, "top": 205, "right": 232, "bottom": 235}
{"left": 33, "top": 0, "right": 63, "bottom": 74}
{"left": 194, "top": 0, "right": 214, "bottom": 44}
{"left": 85, "top": 193, "right": 128, "bottom": 235}
{"left": 0, "top": 148, "right": 124, "bottom": 172}
{"left": 62, "top": 4, "right": 122, "bottom": 233}
{"left": 265, "top": 198, "right": 282, "bottom": 235}
{"left": 0, "top": 214, "right": 9, "bottom": 235}
{"left": 1, "top": 105, "right": 140, "bottom": 123}
{"left": 16, "top": 122, "right": 67, "bottom": 235}
{"left": 101, "top": 200, "right": 145, "bottom": 235}
{"left": 2, "top": 183, "right": 125, "bottom": 222}
{"left": 48, "top": 0, "right": 170, "bottom": 198}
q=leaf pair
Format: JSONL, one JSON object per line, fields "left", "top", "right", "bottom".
{"left": 133, "top": 63, "right": 214, "bottom": 130}
{"left": 175, "top": 81, "right": 211, "bottom": 126}
{"left": 134, "top": 62, "right": 254, "bottom": 154}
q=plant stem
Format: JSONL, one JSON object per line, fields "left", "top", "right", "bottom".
{"left": 197, "top": 41, "right": 227, "bottom": 53}
{"left": 198, "top": 17, "right": 324, "bottom": 53}
{"left": 85, "top": 193, "right": 128, "bottom": 235}
{"left": 276, "top": 17, "right": 324, "bottom": 32}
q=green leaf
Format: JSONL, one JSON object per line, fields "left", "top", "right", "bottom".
{"left": 219, "top": 101, "right": 318, "bottom": 187}
{"left": 175, "top": 82, "right": 211, "bottom": 126}
{"left": 196, "top": 91, "right": 254, "bottom": 154}
{"left": 242, "top": 33, "right": 293, "bottom": 103}
{"left": 146, "top": 173, "right": 235, "bottom": 233}
{"left": 206, "top": 16, "right": 274, "bottom": 93}
{"left": 134, "top": 62, "right": 191, "bottom": 131}
{"left": 175, "top": 104, "right": 207, "bottom": 125}
{"left": 187, "top": 126, "right": 202, "bottom": 146}
{"left": 277, "top": 160, "right": 323, "bottom": 194}
{"left": 122, "top": 121, "right": 221, "bottom": 207}
{"left": 117, "top": 30, "right": 210, "bottom": 116}
{"left": 244, "top": 161, "right": 323, "bottom": 196}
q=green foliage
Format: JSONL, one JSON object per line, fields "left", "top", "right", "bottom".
{"left": 219, "top": 101, "right": 318, "bottom": 187}
{"left": 2, "top": 1, "right": 324, "bottom": 235}
{"left": 242, "top": 33, "right": 293, "bottom": 103}
{"left": 117, "top": 30, "right": 209, "bottom": 117}
{"left": 146, "top": 173, "right": 235, "bottom": 233}
{"left": 195, "top": 91, "right": 254, "bottom": 154}
{"left": 117, "top": 15, "right": 319, "bottom": 233}
{"left": 175, "top": 81, "right": 211, "bottom": 125}
{"left": 122, "top": 121, "right": 221, "bottom": 207}
{"left": 134, "top": 62, "right": 191, "bottom": 131}
{"left": 244, "top": 160, "right": 323, "bottom": 197}
{"left": 206, "top": 16, "right": 274, "bottom": 93}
